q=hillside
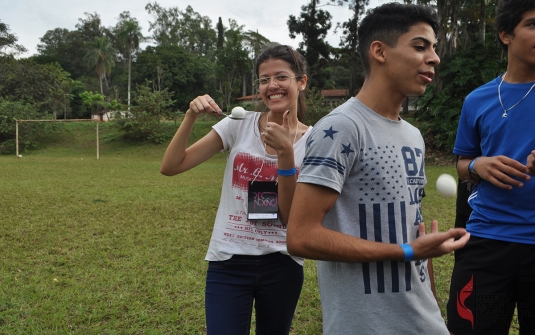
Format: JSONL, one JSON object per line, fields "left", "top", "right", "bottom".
{"left": 18, "top": 119, "right": 455, "bottom": 165}
{"left": 17, "top": 120, "right": 216, "bottom": 160}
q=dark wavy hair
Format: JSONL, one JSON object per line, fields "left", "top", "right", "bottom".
{"left": 357, "top": 3, "right": 439, "bottom": 74}
{"left": 255, "top": 44, "right": 308, "bottom": 123}
{"left": 496, "top": 0, "right": 535, "bottom": 52}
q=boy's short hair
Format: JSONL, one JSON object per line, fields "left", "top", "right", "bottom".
{"left": 496, "top": 0, "right": 535, "bottom": 51}
{"left": 357, "top": 3, "right": 438, "bottom": 74}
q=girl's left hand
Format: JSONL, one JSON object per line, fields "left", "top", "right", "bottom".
{"left": 263, "top": 111, "right": 293, "bottom": 154}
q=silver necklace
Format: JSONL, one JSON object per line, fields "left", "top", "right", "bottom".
{"left": 498, "top": 72, "right": 535, "bottom": 118}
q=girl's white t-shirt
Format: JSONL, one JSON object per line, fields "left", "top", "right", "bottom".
{"left": 206, "top": 111, "right": 312, "bottom": 265}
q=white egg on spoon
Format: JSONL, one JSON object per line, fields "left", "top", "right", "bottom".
{"left": 226, "top": 106, "right": 246, "bottom": 120}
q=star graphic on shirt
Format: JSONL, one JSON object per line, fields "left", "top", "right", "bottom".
{"left": 323, "top": 126, "right": 338, "bottom": 139}
{"left": 307, "top": 139, "right": 314, "bottom": 148}
{"left": 341, "top": 143, "right": 355, "bottom": 156}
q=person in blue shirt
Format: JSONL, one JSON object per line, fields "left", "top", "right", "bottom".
{"left": 447, "top": 1, "right": 535, "bottom": 334}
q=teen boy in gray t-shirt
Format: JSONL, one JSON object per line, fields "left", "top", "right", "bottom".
{"left": 287, "top": 3, "right": 470, "bottom": 334}
{"left": 300, "top": 98, "right": 445, "bottom": 334}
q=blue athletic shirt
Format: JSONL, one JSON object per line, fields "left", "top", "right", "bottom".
{"left": 454, "top": 75, "right": 535, "bottom": 244}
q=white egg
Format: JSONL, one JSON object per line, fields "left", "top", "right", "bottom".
{"left": 231, "top": 106, "right": 246, "bottom": 119}
{"left": 436, "top": 174, "right": 457, "bottom": 198}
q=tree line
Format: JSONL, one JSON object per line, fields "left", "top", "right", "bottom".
{"left": 0, "top": 0, "right": 506, "bottom": 153}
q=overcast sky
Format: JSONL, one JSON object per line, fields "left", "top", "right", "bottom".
{"left": 1, "top": 0, "right": 384, "bottom": 57}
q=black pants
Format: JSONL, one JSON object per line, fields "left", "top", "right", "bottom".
{"left": 447, "top": 236, "right": 535, "bottom": 335}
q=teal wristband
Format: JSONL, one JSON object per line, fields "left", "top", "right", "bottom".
{"left": 277, "top": 167, "right": 296, "bottom": 176}
{"left": 400, "top": 244, "right": 414, "bottom": 262}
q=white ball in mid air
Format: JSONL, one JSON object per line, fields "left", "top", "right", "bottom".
{"left": 231, "top": 106, "right": 246, "bottom": 119}
{"left": 436, "top": 174, "right": 457, "bottom": 198}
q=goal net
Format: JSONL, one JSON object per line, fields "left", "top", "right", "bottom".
{"left": 15, "top": 119, "right": 100, "bottom": 160}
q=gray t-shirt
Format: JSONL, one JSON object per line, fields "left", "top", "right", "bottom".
{"left": 298, "top": 98, "right": 448, "bottom": 335}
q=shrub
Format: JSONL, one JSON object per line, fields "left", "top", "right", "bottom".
{"left": 113, "top": 85, "right": 176, "bottom": 143}
{"left": 415, "top": 43, "right": 506, "bottom": 151}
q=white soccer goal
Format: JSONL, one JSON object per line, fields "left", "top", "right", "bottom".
{"left": 15, "top": 119, "right": 100, "bottom": 160}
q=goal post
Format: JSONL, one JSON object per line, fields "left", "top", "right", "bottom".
{"left": 15, "top": 119, "right": 100, "bottom": 160}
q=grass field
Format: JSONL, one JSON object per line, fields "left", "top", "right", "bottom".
{"left": 0, "top": 122, "right": 518, "bottom": 334}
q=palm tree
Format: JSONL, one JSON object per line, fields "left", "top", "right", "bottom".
{"left": 116, "top": 14, "right": 144, "bottom": 110}
{"left": 84, "top": 36, "right": 117, "bottom": 95}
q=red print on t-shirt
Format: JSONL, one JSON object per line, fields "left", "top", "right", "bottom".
{"left": 232, "top": 152, "right": 278, "bottom": 190}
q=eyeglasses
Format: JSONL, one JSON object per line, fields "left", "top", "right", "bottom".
{"left": 254, "top": 75, "right": 296, "bottom": 93}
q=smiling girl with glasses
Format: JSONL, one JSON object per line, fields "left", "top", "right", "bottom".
{"left": 160, "top": 44, "right": 311, "bottom": 335}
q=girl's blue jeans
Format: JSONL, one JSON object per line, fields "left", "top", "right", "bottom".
{"left": 205, "top": 252, "right": 304, "bottom": 335}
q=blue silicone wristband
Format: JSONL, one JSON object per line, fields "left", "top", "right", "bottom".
{"left": 468, "top": 157, "right": 480, "bottom": 175}
{"left": 400, "top": 244, "right": 414, "bottom": 262}
{"left": 277, "top": 167, "right": 296, "bottom": 177}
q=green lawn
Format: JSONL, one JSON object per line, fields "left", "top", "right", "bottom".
{"left": 0, "top": 122, "right": 518, "bottom": 334}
